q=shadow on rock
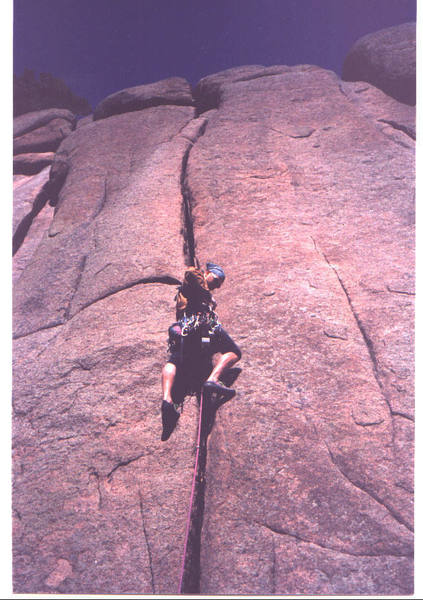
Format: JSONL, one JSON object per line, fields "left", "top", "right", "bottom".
{"left": 202, "top": 368, "right": 242, "bottom": 436}
{"left": 160, "top": 366, "right": 242, "bottom": 442}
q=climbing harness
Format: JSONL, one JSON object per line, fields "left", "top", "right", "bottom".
{"left": 178, "top": 310, "right": 222, "bottom": 364}
{"left": 178, "top": 385, "right": 205, "bottom": 593}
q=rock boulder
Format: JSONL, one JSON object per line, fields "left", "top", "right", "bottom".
{"left": 13, "top": 117, "right": 75, "bottom": 155}
{"left": 13, "top": 167, "right": 51, "bottom": 243}
{"left": 342, "top": 22, "right": 416, "bottom": 105}
{"left": 13, "top": 166, "right": 56, "bottom": 285}
{"left": 13, "top": 108, "right": 76, "bottom": 138}
{"left": 193, "top": 64, "right": 320, "bottom": 113}
{"left": 93, "top": 77, "right": 193, "bottom": 121}
{"left": 13, "top": 152, "right": 55, "bottom": 175}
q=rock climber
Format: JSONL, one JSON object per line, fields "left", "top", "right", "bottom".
{"left": 161, "top": 261, "right": 241, "bottom": 439}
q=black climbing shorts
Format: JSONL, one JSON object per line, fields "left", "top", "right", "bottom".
{"left": 167, "top": 322, "right": 241, "bottom": 367}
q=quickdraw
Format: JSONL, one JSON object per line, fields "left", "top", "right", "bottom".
{"left": 180, "top": 310, "right": 221, "bottom": 337}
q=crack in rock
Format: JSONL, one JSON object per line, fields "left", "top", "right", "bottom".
{"left": 13, "top": 319, "right": 65, "bottom": 340}
{"left": 59, "top": 360, "right": 94, "bottom": 378}
{"left": 351, "top": 409, "right": 384, "bottom": 427}
{"left": 138, "top": 489, "right": 156, "bottom": 593}
{"left": 324, "top": 442, "right": 413, "bottom": 533}
{"left": 270, "top": 532, "right": 276, "bottom": 594}
{"left": 180, "top": 118, "right": 209, "bottom": 266}
{"left": 339, "top": 83, "right": 415, "bottom": 150}
{"left": 377, "top": 119, "right": 416, "bottom": 141}
{"left": 13, "top": 172, "right": 51, "bottom": 256}
{"left": 89, "top": 469, "right": 103, "bottom": 509}
{"left": 93, "top": 262, "right": 113, "bottom": 277}
{"left": 326, "top": 263, "right": 391, "bottom": 410}
{"left": 64, "top": 254, "right": 88, "bottom": 320}
{"left": 14, "top": 276, "right": 182, "bottom": 340}
{"left": 92, "top": 178, "right": 108, "bottom": 219}
{"left": 323, "top": 330, "right": 348, "bottom": 341}
{"left": 310, "top": 237, "right": 394, "bottom": 419}
{"left": 107, "top": 454, "right": 144, "bottom": 480}
{"left": 338, "top": 82, "right": 348, "bottom": 97}
{"left": 236, "top": 71, "right": 287, "bottom": 84}
{"left": 35, "top": 327, "right": 64, "bottom": 358}
{"left": 259, "top": 520, "right": 412, "bottom": 558}
{"left": 77, "top": 275, "right": 182, "bottom": 315}
{"left": 386, "top": 285, "right": 415, "bottom": 296}
{"left": 392, "top": 411, "right": 414, "bottom": 422}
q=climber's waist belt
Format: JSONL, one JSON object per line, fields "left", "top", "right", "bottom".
{"left": 179, "top": 311, "right": 221, "bottom": 337}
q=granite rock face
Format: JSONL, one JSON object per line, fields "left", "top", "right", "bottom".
{"left": 189, "top": 64, "right": 414, "bottom": 595}
{"left": 13, "top": 108, "right": 76, "bottom": 138}
{"left": 13, "top": 83, "right": 209, "bottom": 593}
{"left": 13, "top": 117, "right": 75, "bottom": 155}
{"left": 13, "top": 152, "right": 55, "bottom": 175}
{"left": 193, "top": 63, "right": 321, "bottom": 113}
{"left": 12, "top": 109, "right": 77, "bottom": 276}
{"left": 13, "top": 170, "right": 55, "bottom": 284}
{"left": 13, "top": 29, "right": 414, "bottom": 597}
{"left": 93, "top": 77, "right": 193, "bottom": 121}
{"left": 342, "top": 22, "right": 416, "bottom": 105}
{"left": 13, "top": 168, "right": 51, "bottom": 241}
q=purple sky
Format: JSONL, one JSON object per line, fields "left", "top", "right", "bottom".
{"left": 13, "top": 0, "right": 416, "bottom": 111}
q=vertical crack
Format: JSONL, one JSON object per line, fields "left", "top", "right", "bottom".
{"left": 138, "top": 488, "right": 156, "bottom": 593}
{"left": 180, "top": 119, "right": 208, "bottom": 266}
{"left": 331, "top": 266, "right": 381, "bottom": 385}
{"left": 181, "top": 149, "right": 196, "bottom": 266}
{"left": 64, "top": 254, "right": 88, "bottom": 319}
{"left": 179, "top": 397, "right": 208, "bottom": 593}
{"left": 270, "top": 532, "right": 276, "bottom": 594}
{"left": 176, "top": 118, "right": 211, "bottom": 592}
{"left": 92, "top": 178, "right": 108, "bottom": 219}
{"left": 324, "top": 442, "right": 413, "bottom": 533}
{"left": 89, "top": 469, "right": 103, "bottom": 509}
{"left": 311, "top": 237, "right": 393, "bottom": 414}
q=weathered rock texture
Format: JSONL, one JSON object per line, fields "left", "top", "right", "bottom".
{"left": 189, "top": 64, "right": 414, "bottom": 595}
{"left": 13, "top": 85, "right": 209, "bottom": 593}
{"left": 93, "top": 77, "right": 193, "bottom": 121}
{"left": 13, "top": 152, "right": 55, "bottom": 175}
{"left": 342, "top": 22, "right": 416, "bottom": 106}
{"left": 14, "top": 69, "right": 91, "bottom": 117}
{"left": 12, "top": 109, "right": 77, "bottom": 276}
{"left": 13, "top": 168, "right": 56, "bottom": 287}
{"left": 13, "top": 117, "right": 74, "bottom": 155}
{"left": 13, "top": 26, "right": 414, "bottom": 596}
{"left": 14, "top": 109, "right": 77, "bottom": 138}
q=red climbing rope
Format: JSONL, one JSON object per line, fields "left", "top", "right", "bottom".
{"left": 177, "top": 387, "right": 205, "bottom": 593}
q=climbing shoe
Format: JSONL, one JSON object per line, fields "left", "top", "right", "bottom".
{"left": 161, "top": 400, "right": 180, "bottom": 441}
{"left": 202, "top": 380, "right": 236, "bottom": 401}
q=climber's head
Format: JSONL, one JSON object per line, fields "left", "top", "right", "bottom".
{"left": 205, "top": 262, "right": 225, "bottom": 289}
